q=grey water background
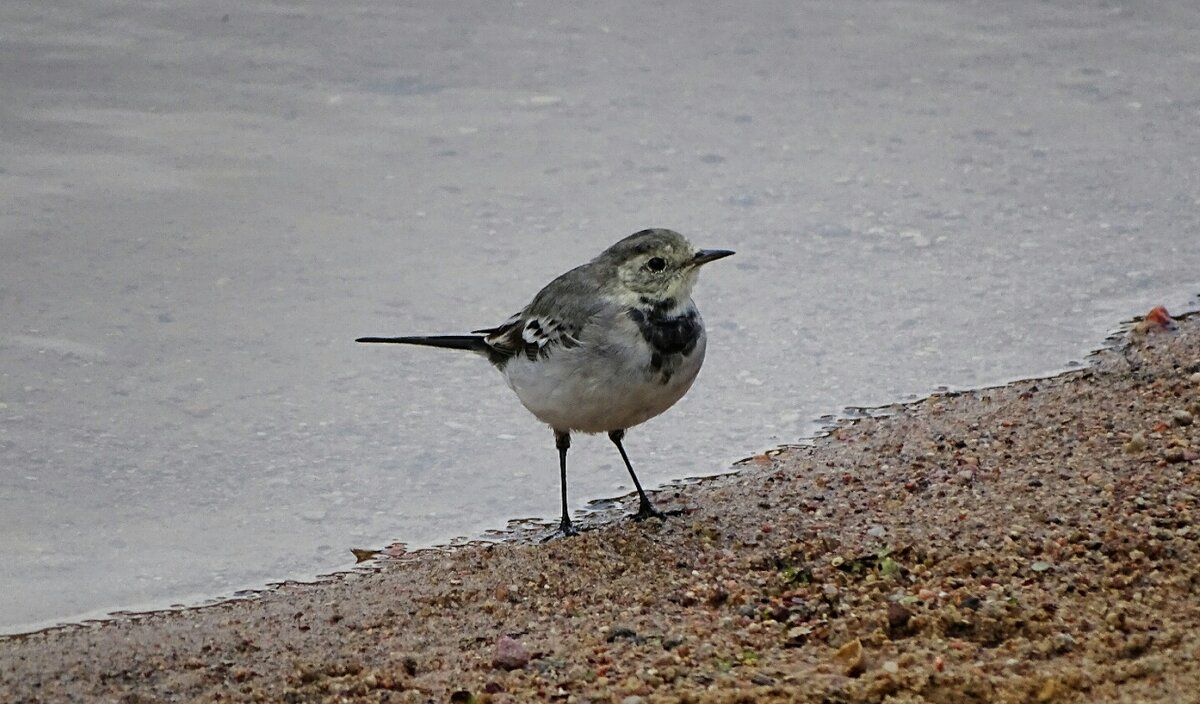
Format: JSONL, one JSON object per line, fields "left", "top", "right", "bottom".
{"left": 2, "top": 1, "right": 1198, "bottom": 634}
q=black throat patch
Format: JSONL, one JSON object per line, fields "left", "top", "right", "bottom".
{"left": 627, "top": 306, "right": 701, "bottom": 383}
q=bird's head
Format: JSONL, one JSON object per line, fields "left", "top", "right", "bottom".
{"left": 600, "top": 228, "right": 734, "bottom": 304}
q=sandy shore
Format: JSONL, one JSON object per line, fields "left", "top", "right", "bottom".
{"left": 3, "top": 311, "right": 1199, "bottom": 703}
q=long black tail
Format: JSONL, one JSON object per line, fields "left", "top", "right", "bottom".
{"left": 355, "top": 335, "right": 490, "bottom": 354}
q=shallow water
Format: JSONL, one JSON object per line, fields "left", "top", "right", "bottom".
{"left": 2, "top": 1, "right": 1198, "bottom": 634}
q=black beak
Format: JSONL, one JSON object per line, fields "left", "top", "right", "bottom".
{"left": 692, "top": 249, "right": 735, "bottom": 266}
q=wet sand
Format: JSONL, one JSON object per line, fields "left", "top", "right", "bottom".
{"left": 3, "top": 311, "right": 1198, "bottom": 703}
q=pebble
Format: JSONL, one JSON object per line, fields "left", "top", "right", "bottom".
{"left": 606, "top": 626, "right": 639, "bottom": 643}
{"left": 832, "top": 638, "right": 866, "bottom": 677}
{"left": 1172, "top": 410, "right": 1193, "bottom": 426}
{"left": 1054, "top": 633, "right": 1076, "bottom": 651}
{"left": 1123, "top": 433, "right": 1147, "bottom": 453}
{"left": 492, "top": 636, "right": 530, "bottom": 670}
{"left": 785, "top": 626, "right": 811, "bottom": 648}
{"left": 886, "top": 602, "right": 913, "bottom": 636}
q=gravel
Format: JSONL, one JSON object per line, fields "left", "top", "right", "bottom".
{"left": 2, "top": 311, "right": 1198, "bottom": 703}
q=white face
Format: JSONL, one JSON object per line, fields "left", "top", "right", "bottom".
{"left": 615, "top": 244, "right": 700, "bottom": 301}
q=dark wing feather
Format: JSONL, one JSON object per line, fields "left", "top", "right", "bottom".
{"left": 474, "top": 262, "right": 604, "bottom": 363}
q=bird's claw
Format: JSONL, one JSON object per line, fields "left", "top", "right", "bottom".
{"left": 632, "top": 502, "right": 666, "bottom": 522}
{"left": 545, "top": 518, "right": 578, "bottom": 540}
{"left": 632, "top": 501, "right": 687, "bottom": 522}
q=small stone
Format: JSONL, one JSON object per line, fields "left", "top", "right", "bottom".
{"left": 832, "top": 638, "right": 866, "bottom": 677}
{"left": 1172, "top": 410, "right": 1193, "bottom": 426}
{"left": 492, "top": 636, "right": 530, "bottom": 670}
{"left": 1054, "top": 632, "right": 1077, "bottom": 652}
{"left": 606, "top": 626, "right": 640, "bottom": 643}
{"left": 1133, "top": 305, "right": 1175, "bottom": 334}
{"left": 784, "top": 626, "right": 811, "bottom": 648}
{"left": 886, "top": 602, "right": 913, "bottom": 637}
{"left": 1124, "top": 433, "right": 1147, "bottom": 453}
{"left": 881, "top": 660, "right": 900, "bottom": 674}
{"left": 622, "top": 696, "right": 646, "bottom": 704}
{"left": 1165, "top": 447, "right": 1186, "bottom": 464}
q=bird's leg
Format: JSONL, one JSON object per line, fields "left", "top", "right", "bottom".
{"left": 608, "top": 429, "right": 664, "bottom": 521}
{"left": 555, "top": 430, "right": 577, "bottom": 536}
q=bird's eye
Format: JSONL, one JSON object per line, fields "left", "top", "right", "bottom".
{"left": 646, "top": 257, "right": 667, "bottom": 272}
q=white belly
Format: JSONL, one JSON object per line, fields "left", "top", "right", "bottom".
{"left": 501, "top": 325, "right": 707, "bottom": 433}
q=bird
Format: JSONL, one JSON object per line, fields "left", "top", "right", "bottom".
{"left": 356, "top": 228, "right": 733, "bottom": 536}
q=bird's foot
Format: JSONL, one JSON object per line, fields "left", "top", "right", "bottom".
{"left": 631, "top": 499, "right": 687, "bottom": 522}
{"left": 632, "top": 501, "right": 666, "bottom": 522}
{"left": 541, "top": 517, "right": 579, "bottom": 541}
